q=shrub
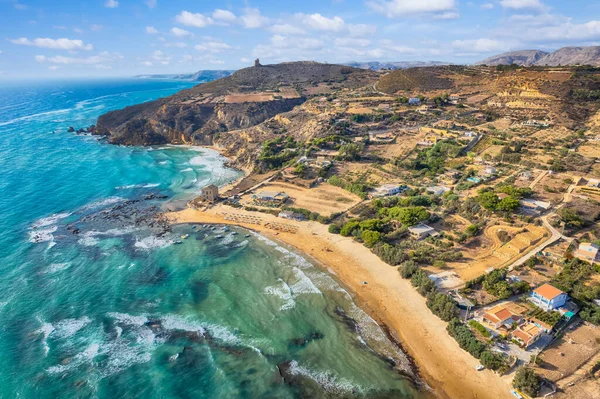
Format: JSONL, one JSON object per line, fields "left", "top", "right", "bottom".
{"left": 411, "top": 269, "right": 436, "bottom": 296}
{"left": 468, "top": 320, "right": 491, "bottom": 338}
{"left": 512, "top": 367, "right": 541, "bottom": 397}
{"left": 426, "top": 291, "right": 459, "bottom": 321}
{"left": 361, "top": 230, "right": 382, "bottom": 248}
{"left": 447, "top": 318, "right": 485, "bottom": 358}
{"left": 328, "top": 224, "right": 341, "bottom": 234}
{"left": 399, "top": 260, "right": 418, "bottom": 278}
{"left": 480, "top": 351, "right": 506, "bottom": 371}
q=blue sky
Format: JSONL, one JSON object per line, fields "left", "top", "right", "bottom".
{"left": 1, "top": 0, "right": 600, "bottom": 78}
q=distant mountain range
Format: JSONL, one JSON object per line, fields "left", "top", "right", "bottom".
{"left": 477, "top": 46, "right": 600, "bottom": 67}
{"left": 344, "top": 61, "right": 451, "bottom": 70}
{"left": 134, "top": 70, "right": 235, "bottom": 82}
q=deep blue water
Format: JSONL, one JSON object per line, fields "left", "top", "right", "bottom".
{"left": 0, "top": 79, "right": 423, "bottom": 398}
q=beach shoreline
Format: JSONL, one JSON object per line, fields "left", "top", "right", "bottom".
{"left": 166, "top": 204, "right": 515, "bottom": 399}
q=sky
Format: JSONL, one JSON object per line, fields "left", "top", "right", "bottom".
{"left": 1, "top": 0, "right": 600, "bottom": 79}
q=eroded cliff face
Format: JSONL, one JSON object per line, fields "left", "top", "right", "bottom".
{"left": 96, "top": 97, "right": 305, "bottom": 146}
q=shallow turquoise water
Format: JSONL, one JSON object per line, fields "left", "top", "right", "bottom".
{"left": 0, "top": 80, "right": 424, "bottom": 398}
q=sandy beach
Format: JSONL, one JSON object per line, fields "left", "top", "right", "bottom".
{"left": 167, "top": 204, "right": 515, "bottom": 399}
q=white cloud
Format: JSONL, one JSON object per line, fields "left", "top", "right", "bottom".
{"left": 90, "top": 24, "right": 103, "bottom": 32}
{"left": 334, "top": 38, "right": 371, "bottom": 47}
{"left": 73, "top": 27, "right": 84, "bottom": 34}
{"left": 500, "top": 0, "right": 543, "bottom": 10}
{"left": 380, "top": 39, "right": 417, "bottom": 54}
{"left": 140, "top": 61, "right": 153, "bottom": 67}
{"left": 531, "top": 20, "right": 600, "bottom": 41}
{"left": 347, "top": 24, "right": 377, "bottom": 37}
{"left": 434, "top": 11, "right": 459, "bottom": 20}
{"left": 195, "top": 41, "right": 233, "bottom": 53}
{"left": 271, "top": 35, "right": 323, "bottom": 50}
{"left": 176, "top": 11, "right": 214, "bottom": 28}
{"left": 10, "top": 37, "right": 93, "bottom": 51}
{"left": 105, "top": 0, "right": 118, "bottom": 9}
{"left": 171, "top": 27, "right": 193, "bottom": 37}
{"left": 368, "top": 0, "right": 457, "bottom": 17}
{"left": 48, "top": 65, "right": 59, "bottom": 70}
{"left": 151, "top": 50, "right": 171, "bottom": 65}
{"left": 481, "top": 3, "right": 494, "bottom": 9}
{"left": 145, "top": 0, "right": 157, "bottom": 8}
{"left": 146, "top": 26, "right": 158, "bottom": 34}
{"left": 212, "top": 9, "right": 236, "bottom": 23}
{"left": 240, "top": 57, "right": 251, "bottom": 63}
{"left": 270, "top": 24, "right": 307, "bottom": 35}
{"left": 35, "top": 51, "right": 123, "bottom": 66}
{"left": 299, "top": 13, "right": 345, "bottom": 32}
{"left": 452, "top": 38, "right": 511, "bottom": 53}
{"left": 240, "top": 8, "right": 268, "bottom": 29}
{"left": 165, "top": 42, "right": 188, "bottom": 48}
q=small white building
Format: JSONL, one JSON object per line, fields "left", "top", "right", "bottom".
{"left": 588, "top": 179, "right": 600, "bottom": 188}
{"left": 373, "top": 184, "right": 407, "bottom": 197}
{"left": 481, "top": 166, "right": 497, "bottom": 176}
{"left": 426, "top": 185, "right": 451, "bottom": 196}
{"left": 408, "top": 223, "right": 438, "bottom": 240}
{"left": 575, "top": 242, "right": 600, "bottom": 264}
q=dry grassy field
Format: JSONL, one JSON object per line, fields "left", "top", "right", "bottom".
{"left": 242, "top": 181, "right": 362, "bottom": 216}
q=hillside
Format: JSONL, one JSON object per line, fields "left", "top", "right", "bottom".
{"left": 96, "top": 61, "right": 376, "bottom": 148}
{"left": 476, "top": 50, "right": 548, "bottom": 67}
{"left": 345, "top": 61, "right": 450, "bottom": 70}
{"left": 134, "top": 70, "right": 234, "bottom": 82}
{"left": 538, "top": 46, "right": 600, "bottom": 66}
{"left": 477, "top": 46, "right": 600, "bottom": 67}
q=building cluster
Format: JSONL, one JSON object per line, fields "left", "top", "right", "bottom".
{"left": 478, "top": 283, "right": 577, "bottom": 350}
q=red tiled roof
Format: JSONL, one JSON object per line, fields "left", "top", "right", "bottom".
{"left": 534, "top": 283, "right": 564, "bottom": 300}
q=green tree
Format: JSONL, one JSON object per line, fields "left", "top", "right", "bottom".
{"left": 399, "top": 260, "right": 418, "bottom": 278}
{"left": 361, "top": 230, "right": 382, "bottom": 248}
{"left": 387, "top": 206, "right": 430, "bottom": 226}
{"left": 480, "top": 351, "right": 505, "bottom": 371}
{"left": 340, "top": 221, "right": 360, "bottom": 237}
{"left": 337, "top": 143, "right": 363, "bottom": 161}
{"left": 512, "top": 368, "right": 541, "bottom": 397}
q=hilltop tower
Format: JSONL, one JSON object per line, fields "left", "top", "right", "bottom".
{"left": 254, "top": 58, "right": 261, "bottom": 67}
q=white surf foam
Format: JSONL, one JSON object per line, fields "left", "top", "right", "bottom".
{"left": 107, "top": 312, "right": 148, "bottom": 326}
{"left": 180, "top": 168, "right": 193, "bottom": 172}
{"left": 264, "top": 279, "right": 296, "bottom": 311}
{"left": 31, "top": 212, "right": 71, "bottom": 229}
{"left": 52, "top": 316, "right": 92, "bottom": 339}
{"left": 133, "top": 236, "right": 173, "bottom": 251}
{"left": 45, "top": 263, "right": 71, "bottom": 274}
{"left": 287, "top": 360, "right": 365, "bottom": 395}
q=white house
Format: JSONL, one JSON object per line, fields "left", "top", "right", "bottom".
{"left": 426, "top": 185, "right": 451, "bottom": 196}
{"left": 373, "top": 184, "right": 407, "bottom": 197}
{"left": 575, "top": 242, "right": 600, "bottom": 264}
{"left": 529, "top": 284, "right": 568, "bottom": 311}
{"left": 408, "top": 223, "right": 437, "bottom": 240}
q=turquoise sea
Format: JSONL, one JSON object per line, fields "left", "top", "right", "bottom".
{"left": 0, "top": 79, "right": 424, "bottom": 398}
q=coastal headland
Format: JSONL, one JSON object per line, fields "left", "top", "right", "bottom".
{"left": 167, "top": 204, "right": 514, "bottom": 399}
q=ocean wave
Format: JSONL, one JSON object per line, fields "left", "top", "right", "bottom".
{"left": 29, "top": 225, "right": 58, "bottom": 244}
{"left": 107, "top": 312, "right": 148, "bottom": 326}
{"left": 31, "top": 212, "right": 71, "bottom": 229}
{"left": 287, "top": 360, "right": 366, "bottom": 395}
{"left": 180, "top": 168, "right": 193, "bottom": 172}
{"left": 159, "top": 314, "right": 205, "bottom": 333}
{"left": 45, "top": 263, "right": 71, "bottom": 274}
{"left": 264, "top": 279, "right": 295, "bottom": 311}
{"left": 115, "top": 183, "right": 160, "bottom": 190}
{"left": 80, "top": 196, "right": 125, "bottom": 211}
{"left": 133, "top": 235, "right": 174, "bottom": 251}
{"left": 52, "top": 316, "right": 92, "bottom": 339}
{"left": 0, "top": 108, "right": 71, "bottom": 127}
{"left": 290, "top": 267, "right": 322, "bottom": 295}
